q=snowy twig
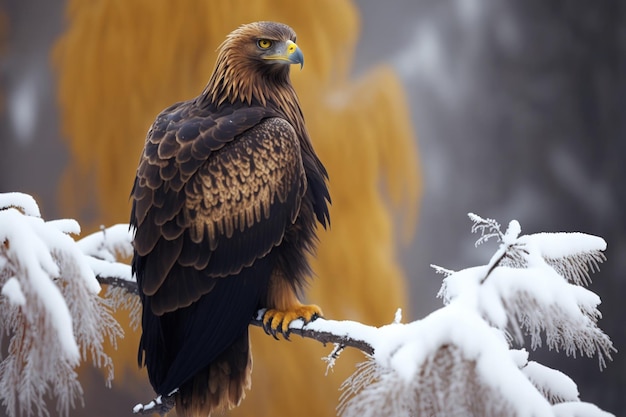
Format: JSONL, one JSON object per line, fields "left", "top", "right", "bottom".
{"left": 322, "top": 344, "right": 346, "bottom": 375}
{"left": 96, "top": 275, "right": 141, "bottom": 294}
{"left": 468, "top": 212, "right": 504, "bottom": 246}
{"left": 132, "top": 391, "right": 177, "bottom": 416}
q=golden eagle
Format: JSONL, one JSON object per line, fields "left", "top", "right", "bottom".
{"left": 130, "top": 21, "right": 330, "bottom": 416}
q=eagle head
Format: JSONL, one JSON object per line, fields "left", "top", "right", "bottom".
{"left": 205, "top": 21, "right": 304, "bottom": 106}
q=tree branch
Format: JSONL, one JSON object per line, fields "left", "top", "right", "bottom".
{"left": 97, "top": 275, "right": 140, "bottom": 294}
{"left": 95, "top": 273, "right": 375, "bottom": 355}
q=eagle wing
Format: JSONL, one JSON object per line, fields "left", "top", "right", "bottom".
{"left": 131, "top": 101, "right": 306, "bottom": 316}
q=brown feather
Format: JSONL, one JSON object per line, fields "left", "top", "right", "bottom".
{"left": 141, "top": 237, "right": 183, "bottom": 296}
{"left": 186, "top": 118, "right": 304, "bottom": 249}
{"left": 175, "top": 333, "right": 253, "bottom": 417}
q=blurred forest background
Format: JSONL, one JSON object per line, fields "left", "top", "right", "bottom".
{"left": 1, "top": 0, "right": 624, "bottom": 416}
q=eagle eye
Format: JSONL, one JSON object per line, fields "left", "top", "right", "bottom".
{"left": 257, "top": 39, "right": 272, "bottom": 49}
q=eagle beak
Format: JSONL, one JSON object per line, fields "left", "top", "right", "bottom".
{"left": 264, "top": 40, "right": 304, "bottom": 69}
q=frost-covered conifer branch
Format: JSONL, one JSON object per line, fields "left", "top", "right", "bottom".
{"left": 337, "top": 214, "right": 615, "bottom": 417}
{"left": 468, "top": 212, "right": 504, "bottom": 245}
{"left": 0, "top": 193, "right": 123, "bottom": 417}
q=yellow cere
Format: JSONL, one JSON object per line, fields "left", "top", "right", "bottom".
{"left": 286, "top": 40, "right": 297, "bottom": 54}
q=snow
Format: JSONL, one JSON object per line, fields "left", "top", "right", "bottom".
{"left": 485, "top": 265, "right": 601, "bottom": 321}
{"left": 523, "top": 361, "right": 579, "bottom": 403}
{"left": 324, "top": 301, "right": 556, "bottom": 414}
{"left": 28, "top": 214, "right": 102, "bottom": 295}
{"left": 0, "top": 192, "right": 41, "bottom": 217}
{"left": 77, "top": 223, "right": 134, "bottom": 262}
{"left": 509, "top": 348, "right": 530, "bottom": 367}
{"left": 294, "top": 315, "right": 381, "bottom": 346}
{"left": 520, "top": 232, "right": 607, "bottom": 259}
{"left": 336, "top": 246, "right": 609, "bottom": 414}
{"left": 132, "top": 391, "right": 177, "bottom": 415}
{"left": 0, "top": 207, "right": 80, "bottom": 362}
{"left": 437, "top": 265, "right": 484, "bottom": 305}
{"left": 393, "top": 307, "right": 402, "bottom": 324}
{"left": 0, "top": 194, "right": 135, "bottom": 370}
{"left": 552, "top": 402, "right": 615, "bottom": 417}
{"left": 417, "top": 306, "right": 551, "bottom": 415}
{"left": 438, "top": 217, "right": 611, "bottom": 366}
{"left": 338, "top": 214, "right": 613, "bottom": 417}
{"left": 335, "top": 301, "right": 557, "bottom": 417}
{"left": 2, "top": 277, "right": 26, "bottom": 306}
{"left": 46, "top": 218, "right": 81, "bottom": 236}
{"left": 0, "top": 192, "right": 126, "bottom": 417}
{"left": 86, "top": 257, "right": 133, "bottom": 282}
{"left": 503, "top": 219, "right": 522, "bottom": 244}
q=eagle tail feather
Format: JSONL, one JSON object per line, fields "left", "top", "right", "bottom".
{"left": 176, "top": 331, "right": 252, "bottom": 417}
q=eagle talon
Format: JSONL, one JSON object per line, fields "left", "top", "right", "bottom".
{"left": 261, "top": 304, "right": 322, "bottom": 340}
{"left": 282, "top": 327, "right": 292, "bottom": 341}
{"left": 262, "top": 315, "right": 280, "bottom": 340}
{"left": 271, "top": 327, "right": 280, "bottom": 340}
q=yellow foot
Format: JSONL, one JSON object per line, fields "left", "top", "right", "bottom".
{"left": 262, "top": 304, "right": 323, "bottom": 340}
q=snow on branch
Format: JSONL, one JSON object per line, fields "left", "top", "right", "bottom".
{"left": 438, "top": 214, "right": 614, "bottom": 368}
{"left": 335, "top": 213, "right": 615, "bottom": 417}
{"left": 0, "top": 192, "right": 41, "bottom": 217}
{"left": 75, "top": 224, "right": 142, "bottom": 331}
{"left": 0, "top": 193, "right": 123, "bottom": 417}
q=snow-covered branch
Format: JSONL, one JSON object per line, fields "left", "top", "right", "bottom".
{"left": 0, "top": 193, "right": 123, "bottom": 417}
{"left": 336, "top": 214, "right": 615, "bottom": 417}
{"left": 91, "top": 272, "right": 377, "bottom": 358}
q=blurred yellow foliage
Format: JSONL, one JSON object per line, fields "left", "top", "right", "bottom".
{"left": 53, "top": 0, "right": 421, "bottom": 415}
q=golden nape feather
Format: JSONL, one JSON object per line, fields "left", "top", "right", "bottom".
{"left": 53, "top": 1, "right": 420, "bottom": 416}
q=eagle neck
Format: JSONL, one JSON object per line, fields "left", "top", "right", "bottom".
{"left": 199, "top": 62, "right": 308, "bottom": 138}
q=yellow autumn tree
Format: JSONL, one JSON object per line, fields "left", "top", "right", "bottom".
{"left": 53, "top": 1, "right": 421, "bottom": 416}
